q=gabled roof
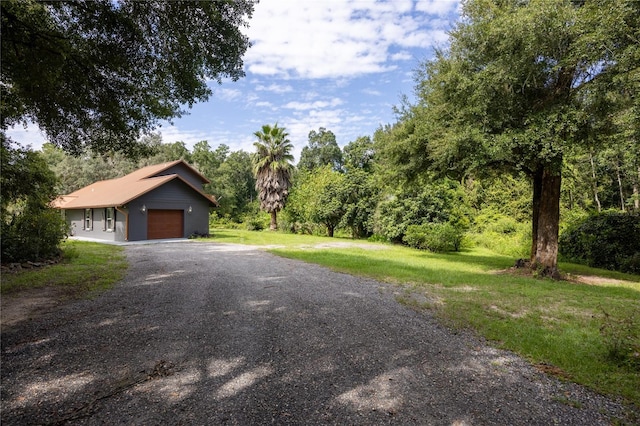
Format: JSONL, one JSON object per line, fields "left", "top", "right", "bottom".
{"left": 119, "top": 159, "right": 211, "bottom": 184}
{"left": 53, "top": 160, "right": 217, "bottom": 209}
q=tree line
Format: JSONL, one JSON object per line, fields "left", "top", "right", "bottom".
{"left": 2, "top": 0, "right": 638, "bottom": 276}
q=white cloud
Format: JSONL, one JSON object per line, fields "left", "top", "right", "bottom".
{"left": 159, "top": 126, "right": 212, "bottom": 149}
{"left": 415, "top": 0, "right": 459, "bottom": 16}
{"left": 362, "top": 88, "right": 382, "bottom": 96}
{"left": 390, "top": 51, "right": 413, "bottom": 61}
{"left": 255, "top": 83, "right": 293, "bottom": 93}
{"left": 160, "top": 125, "right": 257, "bottom": 156}
{"left": 283, "top": 98, "right": 343, "bottom": 111}
{"left": 254, "top": 101, "right": 275, "bottom": 109}
{"left": 244, "top": 0, "right": 460, "bottom": 79}
{"left": 213, "top": 88, "right": 242, "bottom": 102}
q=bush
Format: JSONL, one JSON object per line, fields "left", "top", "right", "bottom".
{"left": 559, "top": 211, "right": 640, "bottom": 274}
{"left": 372, "top": 180, "right": 467, "bottom": 243}
{"left": 468, "top": 211, "right": 531, "bottom": 258}
{"left": 245, "top": 216, "right": 265, "bottom": 231}
{"left": 1, "top": 207, "right": 67, "bottom": 262}
{"left": 2, "top": 141, "right": 67, "bottom": 263}
{"left": 403, "top": 223, "right": 464, "bottom": 252}
{"left": 367, "top": 234, "right": 388, "bottom": 243}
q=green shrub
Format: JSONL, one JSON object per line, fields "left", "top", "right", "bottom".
{"left": 1, "top": 207, "right": 67, "bottom": 262}
{"left": 209, "top": 212, "right": 241, "bottom": 229}
{"left": 468, "top": 212, "right": 531, "bottom": 258}
{"left": 559, "top": 212, "right": 640, "bottom": 274}
{"left": 403, "top": 223, "right": 464, "bottom": 252}
{"left": 245, "top": 217, "right": 265, "bottom": 231}
{"left": 373, "top": 180, "right": 466, "bottom": 243}
{"left": 367, "top": 234, "right": 388, "bottom": 243}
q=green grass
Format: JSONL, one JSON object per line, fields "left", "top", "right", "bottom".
{"left": 1, "top": 240, "right": 127, "bottom": 297}
{"left": 205, "top": 228, "right": 640, "bottom": 409}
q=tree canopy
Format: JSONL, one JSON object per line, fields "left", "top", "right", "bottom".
{"left": 298, "top": 127, "right": 343, "bottom": 172}
{"left": 1, "top": 0, "right": 255, "bottom": 155}
{"left": 381, "top": 0, "right": 639, "bottom": 277}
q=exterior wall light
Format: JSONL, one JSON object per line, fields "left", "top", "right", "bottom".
{"left": 188, "top": 206, "right": 193, "bottom": 214}
{"left": 140, "top": 204, "right": 146, "bottom": 213}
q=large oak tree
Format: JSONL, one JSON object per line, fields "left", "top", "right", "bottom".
{"left": 1, "top": 0, "right": 255, "bottom": 155}
{"left": 407, "top": 0, "right": 638, "bottom": 277}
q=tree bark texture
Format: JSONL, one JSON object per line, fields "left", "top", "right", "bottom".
{"left": 615, "top": 158, "right": 625, "bottom": 211}
{"left": 530, "top": 167, "right": 543, "bottom": 264}
{"left": 531, "top": 168, "right": 562, "bottom": 279}
{"left": 589, "top": 152, "right": 601, "bottom": 212}
{"left": 635, "top": 166, "right": 640, "bottom": 211}
{"left": 270, "top": 211, "right": 278, "bottom": 231}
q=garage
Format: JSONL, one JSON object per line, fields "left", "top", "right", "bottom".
{"left": 147, "top": 209, "right": 184, "bottom": 239}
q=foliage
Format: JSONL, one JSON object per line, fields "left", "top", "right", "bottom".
{"left": 382, "top": 0, "right": 639, "bottom": 277}
{"left": 559, "top": 212, "right": 640, "bottom": 274}
{"left": 210, "top": 150, "right": 256, "bottom": 221}
{"left": 1, "top": 139, "right": 67, "bottom": 262}
{"left": 1, "top": 207, "right": 67, "bottom": 263}
{"left": 468, "top": 211, "right": 532, "bottom": 258}
{"left": 298, "top": 127, "right": 343, "bottom": 172}
{"left": 343, "top": 136, "right": 375, "bottom": 173}
{"left": 252, "top": 124, "right": 294, "bottom": 230}
{"left": 339, "top": 169, "right": 379, "bottom": 238}
{"left": 372, "top": 178, "right": 467, "bottom": 243}
{"left": 245, "top": 217, "right": 266, "bottom": 232}
{"left": 465, "top": 175, "right": 532, "bottom": 223}
{"left": 1, "top": 0, "right": 255, "bottom": 155}
{"left": 41, "top": 143, "right": 139, "bottom": 194}
{"left": 285, "top": 166, "right": 347, "bottom": 237}
{"left": 403, "top": 223, "right": 464, "bottom": 252}
{"left": 141, "top": 139, "right": 193, "bottom": 166}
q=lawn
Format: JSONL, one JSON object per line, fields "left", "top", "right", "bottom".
{"left": 207, "top": 228, "right": 640, "bottom": 408}
{"left": 1, "top": 240, "right": 127, "bottom": 297}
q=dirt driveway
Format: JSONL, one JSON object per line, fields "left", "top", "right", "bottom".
{"left": 0, "top": 242, "right": 631, "bottom": 424}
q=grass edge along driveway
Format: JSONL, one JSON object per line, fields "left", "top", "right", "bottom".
{"left": 208, "top": 229, "right": 640, "bottom": 409}
{"left": 2, "top": 232, "right": 638, "bottom": 409}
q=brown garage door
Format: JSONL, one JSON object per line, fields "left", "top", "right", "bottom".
{"left": 147, "top": 209, "right": 184, "bottom": 239}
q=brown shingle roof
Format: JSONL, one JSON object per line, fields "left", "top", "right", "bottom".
{"left": 52, "top": 160, "right": 217, "bottom": 209}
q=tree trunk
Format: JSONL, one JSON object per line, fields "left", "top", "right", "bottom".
{"left": 615, "top": 157, "right": 625, "bottom": 211}
{"left": 530, "top": 167, "right": 543, "bottom": 262}
{"left": 327, "top": 224, "right": 334, "bottom": 238}
{"left": 270, "top": 210, "right": 277, "bottom": 231}
{"left": 635, "top": 166, "right": 640, "bottom": 211}
{"left": 531, "top": 168, "right": 562, "bottom": 279}
{"left": 589, "top": 151, "right": 601, "bottom": 212}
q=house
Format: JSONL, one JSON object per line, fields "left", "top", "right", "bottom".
{"left": 53, "top": 160, "right": 217, "bottom": 242}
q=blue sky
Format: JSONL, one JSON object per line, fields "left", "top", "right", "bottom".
{"left": 8, "top": 0, "right": 461, "bottom": 161}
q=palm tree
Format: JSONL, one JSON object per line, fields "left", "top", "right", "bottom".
{"left": 252, "top": 124, "right": 294, "bottom": 230}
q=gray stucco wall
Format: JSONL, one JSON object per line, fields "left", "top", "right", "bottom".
{"left": 127, "top": 179, "right": 211, "bottom": 241}
{"left": 155, "top": 163, "right": 206, "bottom": 189}
{"left": 66, "top": 208, "right": 124, "bottom": 241}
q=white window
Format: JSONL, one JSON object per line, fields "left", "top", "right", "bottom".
{"left": 84, "top": 208, "right": 93, "bottom": 230}
{"left": 105, "top": 208, "right": 115, "bottom": 232}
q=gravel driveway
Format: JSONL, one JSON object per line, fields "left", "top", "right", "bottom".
{"left": 1, "top": 242, "right": 632, "bottom": 425}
